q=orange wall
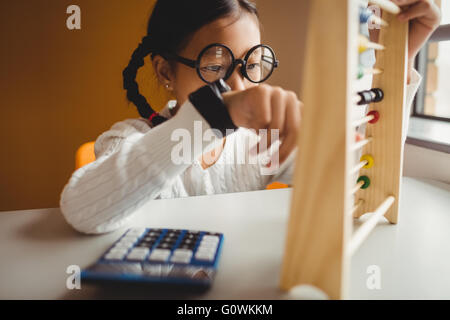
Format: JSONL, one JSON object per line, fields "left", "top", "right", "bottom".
{"left": 0, "top": 0, "right": 308, "bottom": 211}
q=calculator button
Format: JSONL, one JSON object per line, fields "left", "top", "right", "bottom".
{"left": 126, "top": 248, "right": 150, "bottom": 261}
{"left": 181, "top": 239, "right": 195, "bottom": 245}
{"left": 162, "top": 237, "right": 178, "bottom": 242}
{"left": 170, "top": 255, "right": 191, "bottom": 264}
{"left": 117, "top": 242, "right": 136, "bottom": 249}
{"left": 173, "top": 249, "right": 193, "bottom": 257}
{"left": 149, "top": 249, "right": 171, "bottom": 262}
{"left": 199, "top": 241, "right": 218, "bottom": 249}
{"left": 104, "top": 252, "right": 126, "bottom": 260}
{"left": 166, "top": 232, "right": 178, "bottom": 237}
{"left": 116, "top": 242, "right": 135, "bottom": 250}
{"left": 113, "top": 242, "right": 133, "bottom": 249}
{"left": 137, "top": 241, "right": 155, "bottom": 248}
{"left": 140, "top": 237, "right": 158, "bottom": 243}
{"left": 196, "top": 247, "right": 216, "bottom": 256}
{"left": 195, "top": 252, "right": 215, "bottom": 262}
{"left": 201, "top": 235, "right": 220, "bottom": 243}
{"left": 130, "top": 248, "right": 150, "bottom": 254}
{"left": 198, "top": 240, "right": 217, "bottom": 249}
{"left": 163, "top": 233, "right": 179, "bottom": 239}
{"left": 145, "top": 231, "right": 161, "bottom": 238}
{"left": 160, "top": 242, "right": 177, "bottom": 248}
{"left": 108, "top": 248, "right": 128, "bottom": 254}
{"left": 157, "top": 242, "right": 174, "bottom": 250}
{"left": 161, "top": 237, "right": 178, "bottom": 243}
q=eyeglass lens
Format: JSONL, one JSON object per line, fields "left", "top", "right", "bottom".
{"left": 198, "top": 45, "right": 275, "bottom": 84}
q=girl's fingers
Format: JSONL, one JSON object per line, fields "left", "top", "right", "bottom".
{"left": 278, "top": 99, "right": 301, "bottom": 165}
{"left": 261, "top": 89, "right": 285, "bottom": 153}
{"left": 392, "top": 0, "right": 425, "bottom": 6}
{"left": 397, "top": 1, "right": 432, "bottom": 21}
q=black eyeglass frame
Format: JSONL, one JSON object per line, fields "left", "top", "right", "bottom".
{"left": 163, "top": 43, "right": 279, "bottom": 84}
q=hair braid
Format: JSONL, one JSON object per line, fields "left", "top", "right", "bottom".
{"left": 122, "top": 36, "right": 168, "bottom": 126}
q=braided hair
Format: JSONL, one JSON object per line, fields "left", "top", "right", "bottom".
{"left": 122, "top": 0, "right": 259, "bottom": 127}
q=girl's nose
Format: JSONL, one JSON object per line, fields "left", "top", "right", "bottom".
{"left": 226, "top": 64, "right": 247, "bottom": 91}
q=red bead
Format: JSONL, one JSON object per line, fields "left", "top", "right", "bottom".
{"left": 367, "top": 110, "right": 380, "bottom": 124}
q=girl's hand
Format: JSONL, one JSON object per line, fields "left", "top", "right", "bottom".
{"left": 392, "top": 0, "right": 441, "bottom": 82}
{"left": 393, "top": 0, "right": 441, "bottom": 60}
{"left": 222, "top": 84, "right": 302, "bottom": 165}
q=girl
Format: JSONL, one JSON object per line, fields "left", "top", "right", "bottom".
{"left": 60, "top": 0, "right": 440, "bottom": 234}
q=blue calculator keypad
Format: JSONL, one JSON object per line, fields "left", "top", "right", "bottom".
{"left": 82, "top": 228, "right": 224, "bottom": 290}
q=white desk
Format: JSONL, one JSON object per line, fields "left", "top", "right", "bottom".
{"left": 0, "top": 177, "right": 449, "bottom": 299}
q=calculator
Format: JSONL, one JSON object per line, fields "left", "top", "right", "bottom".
{"left": 81, "top": 227, "right": 224, "bottom": 292}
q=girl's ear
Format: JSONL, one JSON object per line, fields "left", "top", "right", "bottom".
{"left": 152, "top": 55, "right": 175, "bottom": 88}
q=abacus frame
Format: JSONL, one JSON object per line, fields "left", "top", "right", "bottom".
{"left": 279, "top": 0, "right": 409, "bottom": 299}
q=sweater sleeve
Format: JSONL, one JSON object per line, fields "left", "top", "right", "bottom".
{"left": 60, "top": 100, "right": 217, "bottom": 235}
{"left": 265, "top": 68, "right": 422, "bottom": 186}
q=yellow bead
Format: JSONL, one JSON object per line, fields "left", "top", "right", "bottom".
{"left": 360, "top": 154, "right": 374, "bottom": 169}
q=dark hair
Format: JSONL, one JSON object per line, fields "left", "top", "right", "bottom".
{"left": 122, "top": 0, "right": 259, "bottom": 126}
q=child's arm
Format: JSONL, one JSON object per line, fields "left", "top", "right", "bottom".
{"left": 60, "top": 100, "right": 219, "bottom": 234}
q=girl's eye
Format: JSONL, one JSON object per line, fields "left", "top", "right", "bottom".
{"left": 201, "top": 65, "right": 225, "bottom": 73}
{"left": 247, "top": 63, "right": 261, "bottom": 71}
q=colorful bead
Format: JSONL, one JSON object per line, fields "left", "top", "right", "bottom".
{"left": 357, "top": 176, "right": 371, "bottom": 189}
{"left": 357, "top": 88, "right": 384, "bottom": 105}
{"left": 359, "top": 8, "right": 373, "bottom": 24}
{"left": 360, "top": 154, "right": 374, "bottom": 169}
{"left": 372, "top": 88, "right": 384, "bottom": 102}
{"left": 357, "top": 65, "right": 365, "bottom": 79}
{"left": 367, "top": 110, "right": 380, "bottom": 124}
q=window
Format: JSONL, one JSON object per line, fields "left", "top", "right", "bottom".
{"left": 413, "top": 1, "right": 450, "bottom": 121}
{"left": 408, "top": 0, "right": 450, "bottom": 153}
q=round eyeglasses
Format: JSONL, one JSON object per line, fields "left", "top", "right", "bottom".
{"left": 163, "top": 43, "right": 279, "bottom": 84}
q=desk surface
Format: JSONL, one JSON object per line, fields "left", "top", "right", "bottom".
{"left": 1, "top": 177, "right": 449, "bottom": 299}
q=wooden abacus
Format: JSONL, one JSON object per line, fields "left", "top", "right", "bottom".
{"left": 280, "top": 0, "right": 409, "bottom": 299}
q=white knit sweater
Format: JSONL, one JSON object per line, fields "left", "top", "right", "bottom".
{"left": 60, "top": 70, "right": 421, "bottom": 234}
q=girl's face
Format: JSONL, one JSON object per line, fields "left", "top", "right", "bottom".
{"left": 153, "top": 12, "right": 261, "bottom": 110}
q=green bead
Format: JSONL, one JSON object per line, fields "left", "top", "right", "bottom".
{"left": 357, "top": 65, "right": 364, "bottom": 79}
{"left": 357, "top": 176, "right": 371, "bottom": 189}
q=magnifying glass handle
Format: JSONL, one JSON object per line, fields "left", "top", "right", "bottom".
{"left": 213, "top": 78, "right": 231, "bottom": 94}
